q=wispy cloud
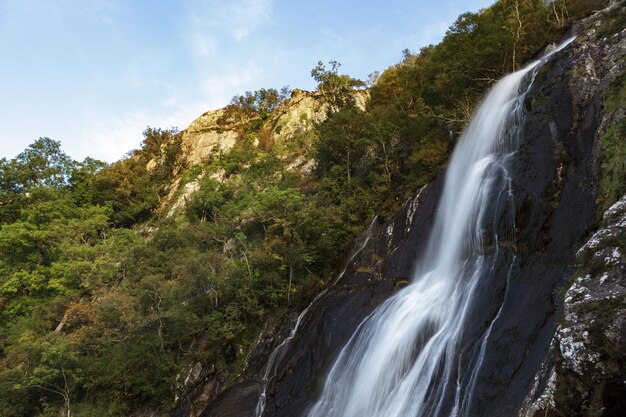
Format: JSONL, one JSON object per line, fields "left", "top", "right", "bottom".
{"left": 1, "top": 0, "right": 497, "bottom": 164}
{"left": 226, "top": 0, "right": 273, "bottom": 40}
{"left": 78, "top": 99, "right": 216, "bottom": 163}
{"left": 184, "top": 0, "right": 279, "bottom": 105}
{"left": 1, "top": 0, "right": 120, "bottom": 23}
{"left": 66, "top": 0, "right": 279, "bottom": 163}
{"left": 190, "top": 0, "right": 273, "bottom": 43}
{"left": 79, "top": 110, "right": 148, "bottom": 162}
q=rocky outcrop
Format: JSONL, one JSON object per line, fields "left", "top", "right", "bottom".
{"left": 521, "top": 195, "right": 626, "bottom": 417}
{"left": 162, "top": 89, "right": 367, "bottom": 217}
{"left": 181, "top": 109, "right": 241, "bottom": 166}
{"left": 199, "top": 175, "right": 445, "bottom": 417}
{"left": 518, "top": 5, "right": 626, "bottom": 417}
{"left": 180, "top": 89, "right": 368, "bottom": 168}
{"left": 557, "top": 196, "right": 626, "bottom": 416}
{"left": 170, "top": 361, "right": 231, "bottom": 417}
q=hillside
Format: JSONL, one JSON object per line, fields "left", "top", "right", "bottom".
{"left": 0, "top": 1, "right": 623, "bottom": 417}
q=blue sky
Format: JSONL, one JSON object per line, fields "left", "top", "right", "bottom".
{"left": 0, "top": 0, "right": 494, "bottom": 162}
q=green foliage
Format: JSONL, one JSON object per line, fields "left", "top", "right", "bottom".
{"left": 219, "top": 86, "right": 291, "bottom": 125}
{"left": 311, "top": 60, "right": 365, "bottom": 112}
{"left": 598, "top": 73, "right": 626, "bottom": 212}
{"left": 311, "top": 0, "right": 607, "bottom": 218}
{"left": 0, "top": 130, "right": 355, "bottom": 415}
{"left": 9, "top": 137, "right": 75, "bottom": 189}
{"left": 0, "top": 138, "right": 84, "bottom": 224}
{"left": 90, "top": 127, "right": 182, "bottom": 226}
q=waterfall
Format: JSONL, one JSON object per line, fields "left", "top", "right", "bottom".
{"left": 304, "top": 38, "right": 575, "bottom": 417}
{"left": 255, "top": 216, "right": 380, "bottom": 417}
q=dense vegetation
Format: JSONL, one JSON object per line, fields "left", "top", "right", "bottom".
{"left": 0, "top": 1, "right": 609, "bottom": 416}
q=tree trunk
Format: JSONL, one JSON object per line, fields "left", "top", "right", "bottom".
{"left": 287, "top": 263, "right": 293, "bottom": 305}
{"left": 346, "top": 149, "right": 351, "bottom": 183}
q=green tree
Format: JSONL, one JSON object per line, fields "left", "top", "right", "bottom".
{"left": 27, "top": 335, "right": 83, "bottom": 417}
{"left": 311, "top": 60, "right": 365, "bottom": 112}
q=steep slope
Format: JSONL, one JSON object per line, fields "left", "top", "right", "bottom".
{"left": 521, "top": 5, "right": 626, "bottom": 415}
{"left": 159, "top": 89, "right": 368, "bottom": 219}
{"left": 179, "top": 89, "right": 368, "bottom": 167}
{"left": 197, "top": 4, "right": 626, "bottom": 417}
{"left": 520, "top": 195, "right": 626, "bottom": 417}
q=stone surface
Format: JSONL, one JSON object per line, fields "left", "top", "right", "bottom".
{"left": 179, "top": 89, "right": 368, "bottom": 169}
{"left": 521, "top": 194, "right": 626, "bottom": 417}
{"left": 518, "top": 5, "right": 626, "bottom": 416}
{"left": 167, "top": 176, "right": 203, "bottom": 218}
{"left": 160, "top": 89, "right": 367, "bottom": 217}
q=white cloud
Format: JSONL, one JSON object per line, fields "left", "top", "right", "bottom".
{"left": 77, "top": 110, "right": 148, "bottom": 162}
{"left": 62, "top": 0, "right": 279, "bottom": 163}
{"left": 192, "top": 35, "right": 218, "bottom": 60}
{"left": 186, "top": 0, "right": 275, "bottom": 68}
{"left": 191, "top": 0, "right": 273, "bottom": 43}
{"left": 75, "top": 90, "right": 229, "bottom": 163}
{"left": 182, "top": 0, "right": 281, "bottom": 111}
{"left": 1, "top": 0, "right": 120, "bottom": 23}
{"left": 226, "top": 0, "right": 273, "bottom": 40}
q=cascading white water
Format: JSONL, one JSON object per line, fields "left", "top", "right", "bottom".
{"left": 305, "top": 38, "right": 575, "bottom": 417}
{"left": 255, "top": 217, "right": 379, "bottom": 417}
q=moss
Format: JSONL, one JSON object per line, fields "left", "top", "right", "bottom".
{"left": 596, "top": 2, "right": 626, "bottom": 39}
{"left": 394, "top": 278, "right": 410, "bottom": 288}
{"left": 598, "top": 73, "right": 626, "bottom": 213}
{"left": 553, "top": 356, "right": 589, "bottom": 417}
{"left": 574, "top": 296, "right": 626, "bottom": 361}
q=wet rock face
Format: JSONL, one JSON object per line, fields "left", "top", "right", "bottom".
{"left": 561, "top": 197, "right": 626, "bottom": 372}
{"left": 452, "top": 35, "right": 603, "bottom": 417}
{"left": 263, "top": 180, "right": 444, "bottom": 417}
{"left": 518, "top": 9, "right": 626, "bottom": 417}
{"left": 553, "top": 195, "right": 626, "bottom": 417}
{"left": 170, "top": 361, "right": 229, "bottom": 417}
{"left": 520, "top": 195, "right": 626, "bottom": 417}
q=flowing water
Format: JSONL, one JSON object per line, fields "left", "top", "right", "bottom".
{"left": 255, "top": 216, "right": 380, "bottom": 417}
{"left": 304, "top": 38, "right": 575, "bottom": 417}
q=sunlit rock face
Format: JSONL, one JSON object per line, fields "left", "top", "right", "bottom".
{"left": 158, "top": 88, "right": 367, "bottom": 217}
{"left": 181, "top": 109, "right": 241, "bottom": 166}
{"left": 179, "top": 89, "right": 368, "bottom": 168}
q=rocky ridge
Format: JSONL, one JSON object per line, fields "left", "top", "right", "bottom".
{"left": 158, "top": 89, "right": 367, "bottom": 217}
{"left": 179, "top": 89, "right": 368, "bottom": 167}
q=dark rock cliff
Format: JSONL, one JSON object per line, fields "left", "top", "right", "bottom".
{"left": 519, "top": 5, "right": 626, "bottom": 414}
{"left": 194, "top": 6, "right": 626, "bottom": 417}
